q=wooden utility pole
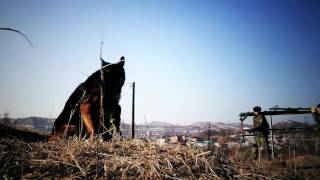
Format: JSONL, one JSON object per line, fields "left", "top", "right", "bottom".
{"left": 132, "top": 82, "right": 135, "bottom": 139}
{"left": 270, "top": 115, "right": 274, "bottom": 160}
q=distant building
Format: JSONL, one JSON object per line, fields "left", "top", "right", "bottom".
{"left": 228, "top": 142, "right": 240, "bottom": 148}
{"left": 169, "top": 135, "right": 178, "bottom": 144}
{"left": 156, "top": 138, "right": 166, "bottom": 146}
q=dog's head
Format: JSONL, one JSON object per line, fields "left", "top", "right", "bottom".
{"left": 101, "top": 56, "right": 125, "bottom": 70}
{"left": 100, "top": 56, "right": 125, "bottom": 93}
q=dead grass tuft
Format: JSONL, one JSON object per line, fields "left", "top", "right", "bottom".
{"left": 0, "top": 137, "right": 237, "bottom": 179}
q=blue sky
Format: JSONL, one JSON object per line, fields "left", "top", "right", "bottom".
{"left": 0, "top": 0, "right": 319, "bottom": 125}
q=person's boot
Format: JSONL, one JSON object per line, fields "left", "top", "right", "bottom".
{"left": 253, "top": 144, "right": 259, "bottom": 160}
{"left": 267, "top": 146, "right": 272, "bottom": 160}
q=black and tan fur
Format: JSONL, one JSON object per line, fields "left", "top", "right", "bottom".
{"left": 50, "top": 57, "right": 125, "bottom": 141}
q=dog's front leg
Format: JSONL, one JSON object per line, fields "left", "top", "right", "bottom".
{"left": 80, "top": 102, "right": 94, "bottom": 141}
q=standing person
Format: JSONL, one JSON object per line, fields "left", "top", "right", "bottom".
{"left": 311, "top": 104, "right": 320, "bottom": 126}
{"left": 248, "top": 106, "right": 271, "bottom": 160}
{"left": 311, "top": 104, "right": 320, "bottom": 149}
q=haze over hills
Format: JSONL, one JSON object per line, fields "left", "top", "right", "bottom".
{"left": 189, "top": 121, "right": 249, "bottom": 131}
{"left": 138, "top": 121, "right": 249, "bottom": 128}
{"left": 141, "top": 121, "right": 175, "bottom": 127}
{"left": 273, "top": 119, "right": 310, "bottom": 129}
{"left": 0, "top": 116, "right": 54, "bottom": 132}
{"left": 0, "top": 116, "right": 316, "bottom": 134}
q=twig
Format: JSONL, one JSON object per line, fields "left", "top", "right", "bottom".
{"left": 69, "top": 152, "right": 86, "bottom": 177}
{"left": 0, "top": 27, "right": 33, "bottom": 46}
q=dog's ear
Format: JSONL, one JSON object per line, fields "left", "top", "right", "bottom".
{"left": 101, "top": 58, "right": 111, "bottom": 67}
{"left": 118, "top": 56, "right": 125, "bottom": 67}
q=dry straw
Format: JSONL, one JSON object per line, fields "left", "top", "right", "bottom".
{"left": 0, "top": 137, "right": 237, "bottom": 179}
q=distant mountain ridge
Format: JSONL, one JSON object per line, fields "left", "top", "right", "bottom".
{"left": 0, "top": 116, "right": 54, "bottom": 133}
{"left": 189, "top": 121, "right": 250, "bottom": 131}
{"left": 140, "top": 121, "right": 175, "bottom": 127}
{"left": 138, "top": 121, "right": 251, "bottom": 131}
{"left": 1, "top": 116, "right": 313, "bottom": 134}
{"left": 273, "top": 119, "right": 310, "bottom": 129}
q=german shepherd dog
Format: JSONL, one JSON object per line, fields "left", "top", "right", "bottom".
{"left": 49, "top": 57, "right": 125, "bottom": 141}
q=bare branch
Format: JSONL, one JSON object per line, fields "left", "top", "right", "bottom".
{"left": 0, "top": 27, "right": 33, "bottom": 47}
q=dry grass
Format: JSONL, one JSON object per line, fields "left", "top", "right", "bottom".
{"left": 229, "top": 147, "right": 320, "bottom": 179}
{"left": 0, "top": 137, "right": 238, "bottom": 179}
{"left": 1, "top": 130, "right": 319, "bottom": 179}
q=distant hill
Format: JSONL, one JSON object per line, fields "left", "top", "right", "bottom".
{"left": 189, "top": 121, "right": 251, "bottom": 131}
{"left": 0, "top": 123, "right": 48, "bottom": 142}
{"left": 273, "top": 119, "right": 310, "bottom": 129}
{"left": 144, "top": 121, "right": 175, "bottom": 127}
{"left": 189, "top": 122, "right": 212, "bottom": 128}
{"left": 1, "top": 117, "right": 257, "bottom": 133}
{"left": 136, "top": 121, "right": 252, "bottom": 131}
{"left": 0, "top": 116, "right": 54, "bottom": 133}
